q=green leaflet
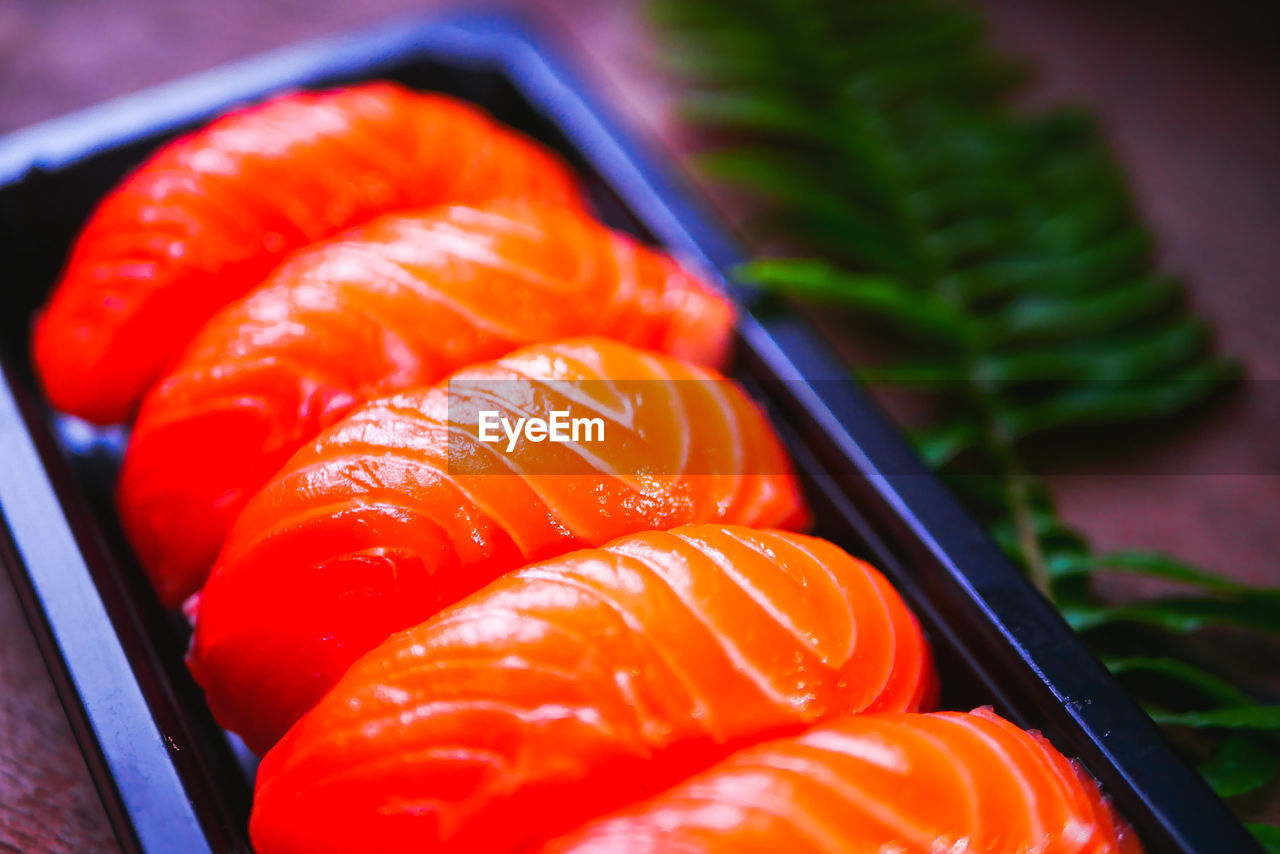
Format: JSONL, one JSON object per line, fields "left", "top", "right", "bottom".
{"left": 737, "top": 260, "right": 970, "bottom": 340}
{"left": 1152, "top": 707, "right": 1280, "bottom": 730}
{"left": 653, "top": 0, "right": 1275, "bottom": 840}
{"left": 1065, "top": 595, "right": 1280, "bottom": 635}
{"left": 1104, "top": 657, "right": 1258, "bottom": 708}
{"left": 1201, "top": 735, "right": 1278, "bottom": 799}
{"left": 1250, "top": 824, "right": 1280, "bottom": 854}
{"left": 913, "top": 421, "right": 983, "bottom": 469}
{"left": 1050, "top": 551, "right": 1266, "bottom": 591}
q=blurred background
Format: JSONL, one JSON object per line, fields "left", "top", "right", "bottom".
{"left": 1, "top": 0, "right": 1277, "bottom": 851}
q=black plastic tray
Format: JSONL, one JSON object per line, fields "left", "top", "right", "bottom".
{"left": 0, "top": 13, "right": 1256, "bottom": 854}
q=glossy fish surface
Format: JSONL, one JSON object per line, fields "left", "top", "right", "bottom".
{"left": 118, "top": 203, "right": 732, "bottom": 605}
{"left": 543, "top": 708, "right": 1141, "bottom": 854}
{"left": 249, "top": 525, "right": 935, "bottom": 854}
{"left": 33, "top": 82, "right": 581, "bottom": 423}
{"left": 188, "top": 339, "right": 809, "bottom": 753}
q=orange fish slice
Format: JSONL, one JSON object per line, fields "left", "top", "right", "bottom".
{"left": 117, "top": 202, "right": 733, "bottom": 607}
{"left": 33, "top": 81, "right": 581, "bottom": 424}
{"left": 542, "top": 708, "right": 1142, "bottom": 854}
{"left": 188, "top": 339, "right": 810, "bottom": 753}
{"left": 248, "top": 525, "right": 935, "bottom": 854}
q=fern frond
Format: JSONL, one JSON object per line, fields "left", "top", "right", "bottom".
{"left": 653, "top": 0, "right": 1277, "bottom": 835}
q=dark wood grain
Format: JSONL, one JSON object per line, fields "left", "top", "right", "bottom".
{"left": 0, "top": 568, "right": 119, "bottom": 853}
{"left": 0, "top": 0, "right": 1276, "bottom": 849}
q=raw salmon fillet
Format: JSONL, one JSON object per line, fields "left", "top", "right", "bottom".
{"left": 542, "top": 709, "right": 1141, "bottom": 854}
{"left": 248, "top": 525, "right": 936, "bottom": 854}
{"left": 117, "top": 202, "right": 733, "bottom": 606}
{"left": 188, "top": 339, "right": 809, "bottom": 753}
{"left": 32, "top": 81, "right": 581, "bottom": 424}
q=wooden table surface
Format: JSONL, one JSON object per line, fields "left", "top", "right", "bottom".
{"left": 1, "top": 0, "right": 1276, "bottom": 850}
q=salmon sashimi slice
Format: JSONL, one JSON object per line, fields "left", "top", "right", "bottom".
{"left": 187, "top": 339, "right": 810, "bottom": 754}
{"left": 541, "top": 709, "right": 1142, "bottom": 854}
{"left": 116, "top": 202, "right": 733, "bottom": 607}
{"left": 32, "top": 81, "right": 582, "bottom": 424}
{"left": 247, "top": 525, "right": 936, "bottom": 854}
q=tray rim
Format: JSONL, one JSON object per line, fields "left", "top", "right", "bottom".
{"left": 0, "top": 12, "right": 1256, "bottom": 854}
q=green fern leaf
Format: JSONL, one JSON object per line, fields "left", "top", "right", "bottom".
{"left": 654, "top": 0, "right": 1271, "bottom": 832}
